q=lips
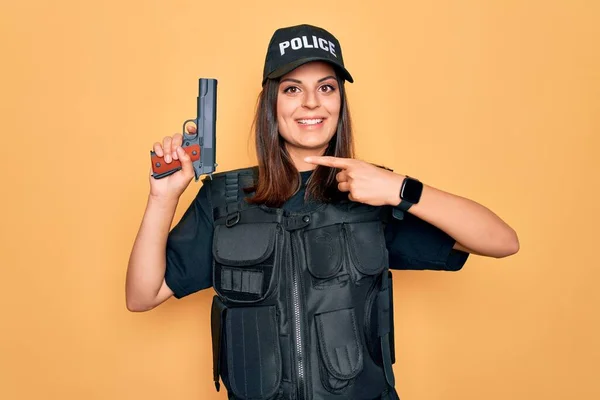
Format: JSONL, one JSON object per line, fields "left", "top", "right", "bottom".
{"left": 297, "top": 117, "right": 325, "bottom": 125}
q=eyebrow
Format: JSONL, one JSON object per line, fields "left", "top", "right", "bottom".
{"left": 280, "top": 75, "right": 337, "bottom": 84}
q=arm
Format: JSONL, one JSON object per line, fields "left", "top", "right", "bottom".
{"left": 126, "top": 195, "right": 177, "bottom": 312}
{"left": 391, "top": 176, "right": 519, "bottom": 258}
{"left": 126, "top": 136, "right": 195, "bottom": 312}
{"left": 304, "top": 156, "right": 520, "bottom": 259}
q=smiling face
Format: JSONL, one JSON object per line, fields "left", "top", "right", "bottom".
{"left": 276, "top": 61, "right": 341, "bottom": 169}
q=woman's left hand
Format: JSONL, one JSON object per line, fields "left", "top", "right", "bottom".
{"left": 304, "top": 156, "right": 403, "bottom": 206}
{"left": 305, "top": 156, "right": 520, "bottom": 258}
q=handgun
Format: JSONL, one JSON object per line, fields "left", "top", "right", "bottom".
{"left": 150, "top": 78, "right": 218, "bottom": 181}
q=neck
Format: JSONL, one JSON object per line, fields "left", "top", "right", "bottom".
{"left": 286, "top": 144, "right": 327, "bottom": 172}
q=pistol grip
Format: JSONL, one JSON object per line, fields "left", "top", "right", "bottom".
{"left": 150, "top": 144, "right": 201, "bottom": 179}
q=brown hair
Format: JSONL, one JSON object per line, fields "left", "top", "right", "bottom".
{"left": 246, "top": 73, "right": 354, "bottom": 208}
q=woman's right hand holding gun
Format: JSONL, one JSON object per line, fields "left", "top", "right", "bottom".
{"left": 149, "top": 127, "right": 197, "bottom": 201}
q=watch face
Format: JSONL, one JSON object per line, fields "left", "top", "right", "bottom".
{"left": 401, "top": 179, "right": 423, "bottom": 204}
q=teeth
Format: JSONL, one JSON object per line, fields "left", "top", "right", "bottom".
{"left": 298, "top": 119, "right": 323, "bottom": 125}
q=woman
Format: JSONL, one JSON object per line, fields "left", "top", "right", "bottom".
{"left": 126, "top": 24, "right": 519, "bottom": 400}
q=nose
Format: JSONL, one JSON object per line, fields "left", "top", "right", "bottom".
{"left": 302, "top": 90, "right": 320, "bottom": 109}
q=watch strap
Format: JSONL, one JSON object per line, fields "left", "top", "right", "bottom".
{"left": 392, "top": 200, "right": 413, "bottom": 220}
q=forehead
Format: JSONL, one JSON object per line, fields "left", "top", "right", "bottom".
{"left": 281, "top": 61, "right": 337, "bottom": 81}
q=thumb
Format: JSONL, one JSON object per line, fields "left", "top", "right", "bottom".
{"left": 176, "top": 146, "right": 194, "bottom": 179}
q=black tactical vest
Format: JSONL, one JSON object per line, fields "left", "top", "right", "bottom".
{"left": 208, "top": 167, "right": 398, "bottom": 400}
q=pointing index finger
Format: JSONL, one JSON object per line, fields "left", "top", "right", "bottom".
{"left": 304, "top": 156, "right": 352, "bottom": 169}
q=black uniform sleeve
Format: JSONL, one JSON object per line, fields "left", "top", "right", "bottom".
{"left": 384, "top": 211, "right": 469, "bottom": 271}
{"left": 164, "top": 184, "right": 214, "bottom": 298}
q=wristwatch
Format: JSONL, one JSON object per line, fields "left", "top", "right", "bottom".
{"left": 393, "top": 176, "right": 423, "bottom": 220}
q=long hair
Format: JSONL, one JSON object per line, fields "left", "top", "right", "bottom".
{"left": 246, "top": 73, "right": 354, "bottom": 208}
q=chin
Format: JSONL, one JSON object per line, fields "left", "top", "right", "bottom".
{"left": 297, "top": 133, "right": 334, "bottom": 147}
{"left": 297, "top": 139, "right": 331, "bottom": 151}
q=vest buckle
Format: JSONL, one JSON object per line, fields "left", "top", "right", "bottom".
{"left": 226, "top": 211, "right": 241, "bottom": 227}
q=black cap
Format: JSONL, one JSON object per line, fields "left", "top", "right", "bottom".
{"left": 262, "top": 24, "right": 354, "bottom": 85}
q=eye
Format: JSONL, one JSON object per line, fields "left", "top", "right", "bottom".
{"left": 319, "top": 84, "right": 336, "bottom": 93}
{"left": 283, "top": 86, "right": 301, "bottom": 94}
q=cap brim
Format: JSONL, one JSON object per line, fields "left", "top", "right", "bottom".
{"left": 266, "top": 57, "right": 354, "bottom": 84}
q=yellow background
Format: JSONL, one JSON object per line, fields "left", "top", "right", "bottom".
{"left": 1, "top": 0, "right": 598, "bottom": 399}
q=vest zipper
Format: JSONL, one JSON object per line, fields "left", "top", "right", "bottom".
{"left": 290, "top": 232, "right": 306, "bottom": 400}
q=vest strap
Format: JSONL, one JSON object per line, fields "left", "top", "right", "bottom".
{"left": 380, "top": 270, "right": 396, "bottom": 389}
{"left": 208, "top": 167, "right": 258, "bottom": 217}
{"left": 210, "top": 295, "right": 227, "bottom": 392}
{"left": 215, "top": 206, "right": 284, "bottom": 227}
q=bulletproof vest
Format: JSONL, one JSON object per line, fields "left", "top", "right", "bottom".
{"left": 207, "top": 167, "right": 398, "bottom": 400}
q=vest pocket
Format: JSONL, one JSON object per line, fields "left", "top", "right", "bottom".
{"left": 213, "top": 223, "right": 281, "bottom": 303}
{"left": 315, "top": 308, "right": 363, "bottom": 394}
{"left": 343, "top": 221, "right": 388, "bottom": 280}
{"left": 303, "top": 224, "right": 345, "bottom": 286}
{"left": 222, "top": 305, "right": 282, "bottom": 400}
